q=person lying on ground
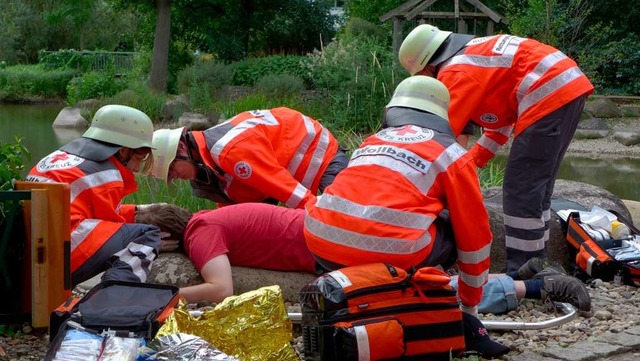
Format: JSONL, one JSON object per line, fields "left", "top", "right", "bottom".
{"left": 135, "top": 203, "right": 591, "bottom": 313}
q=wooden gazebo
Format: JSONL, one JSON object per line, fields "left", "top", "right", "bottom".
{"left": 380, "top": 0, "right": 508, "bottom": 55}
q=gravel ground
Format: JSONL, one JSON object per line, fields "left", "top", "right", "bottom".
{"left": 2, "top": 118, "right": 640, "bottom": 360}
{"left": 1, "top": 279, "right": 639, "bottom": 361}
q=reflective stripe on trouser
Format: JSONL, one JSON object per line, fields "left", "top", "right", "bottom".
{"left": 72, "top": 223, "right": 161, "bottom": 286}
{"left": 504, "top": 95, "right": 586, "bottom": 272}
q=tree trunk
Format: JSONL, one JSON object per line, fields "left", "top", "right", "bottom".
{"left": 150, "top": 0, "right": 171, "bottom": 93}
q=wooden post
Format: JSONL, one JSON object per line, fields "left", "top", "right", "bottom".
{"left": 15, "top": 182, "right": 71, "bottom": 329}
{"left": 29, "top": 190, "right": 49, "bottom": 328}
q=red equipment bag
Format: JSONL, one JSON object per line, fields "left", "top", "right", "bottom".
{"left": 300, "top": 263, "right": 465, "bottom": 361}
{"left": 565, "top": 210, "right": 640, "bottom": 286}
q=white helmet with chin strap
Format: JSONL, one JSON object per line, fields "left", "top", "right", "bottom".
{"left": 383, "top": 76, "right": 451, "bottom": 130}
{"left": 83, "top": 105, "right": 155, "bottom": 149}
{"left": 399, "top": 24, "right": 474, "bottom": 75}
{"left": 151, "top": 127, "right": 185, "bottom": 182}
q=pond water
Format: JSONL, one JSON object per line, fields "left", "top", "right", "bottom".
{"left": 1, "top": 104, "right": 639, "bottom": 201}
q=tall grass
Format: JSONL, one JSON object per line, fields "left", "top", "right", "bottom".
{"left": 124, "top": 176, "right": 215, "bottom": 212}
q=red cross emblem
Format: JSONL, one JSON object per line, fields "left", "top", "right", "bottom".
{"left": 394, "top": 126, "right": 418, "bottom": 136}
{"left": 50, "top": 153, "right": 69, "bottom": 163}
{"left": 237, "top": 166, "right": 248, "bottom": 176}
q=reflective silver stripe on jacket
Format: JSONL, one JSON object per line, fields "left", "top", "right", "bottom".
{"left": 475, "top": 136, "right": 501, "bottom": 155}
{"left": 71, "top": 219, "right": 101, "bottom": 251}
{"left": 210, "top": 110, "right": 279, "bottom": 160}
{"left": 442, "top": 35, "right": 526, "bottom": 69}
{"left": 69, "top": 169, "right": 123, "bottom": 203}
{"left": 305, "top": 214, "right": 432, "bottom": 254}
{"left": 518, "top": 66, "right": 585, "bottom": 117}
{"left": 285, "top": 183, "right": 308, "bottom": 209}
{"left": 287, "top": 115, "right": 332, "bottom": 189}
{"left": 458, "top": 268, "right": 489, "bottom": 288}
{"left": 348, "top": 143, "right": 466, "bottom": 194}
{"left": 457, "top": 243, "right": 491, "bottom": 264}
{"left": 315, "top": 194, "right": 434, "bottom": 230}
{"left": 516, "top": 51, "right": 567, "bottom": 101}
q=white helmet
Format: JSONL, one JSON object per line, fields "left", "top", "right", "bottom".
{"left": 399, "top": 24, "right": 451, "bottom": 75}
{"left": 82, "top": 105, "right": 154, "bottom": 149}
{"left": 386, "top": 76, "right": 450, "bottom": 121}
{"left": 151, "top": 127, "right": 185, "bottom": 182}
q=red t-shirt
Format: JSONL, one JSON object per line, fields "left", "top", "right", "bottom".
{"left": 183, "top": 203, "right": 316, "bottom": 273}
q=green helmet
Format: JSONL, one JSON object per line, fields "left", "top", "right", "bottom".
{"left": 82, "top": 105, "right": 154, "bottom": 149}
{"left": 386, "top": 76, "right": 450, "bottom": 121}
{"left": 399, "top": 24, "right": 451, "bottom": 75}
{"left": 151, "top": 127, "right": 185, "bottom": 182}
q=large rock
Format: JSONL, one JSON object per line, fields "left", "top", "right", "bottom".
{"left": 484, "top": 179, "right": 631, "bottom": 272}
{"left": 52, "top": 107, "right": 88, "bottom": 128}
{"left": 584, "top": 97, "right": 622, "bottom": 118}
{"left": 148, "top": 252, "right": 315, "bottom": 302}
{"left": 149, "top": 180, "right": 630, "bottom": 295}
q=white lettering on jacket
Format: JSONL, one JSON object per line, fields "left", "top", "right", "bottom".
{"left": 376, "top": 125, "right": 434, "bottom": 143}
{"left": 351, "top": 145, "right": 430, "bottom": 172}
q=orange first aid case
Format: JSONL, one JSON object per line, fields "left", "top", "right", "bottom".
{"left": 565, "top": 211, "right": 640, "bottom": 286}
{"left": 299, "top": 263, "right": 464, "bottom": 361}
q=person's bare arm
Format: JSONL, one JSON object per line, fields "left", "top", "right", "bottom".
{"left": 179, "top": 254, "right": 234, "bottom": 303}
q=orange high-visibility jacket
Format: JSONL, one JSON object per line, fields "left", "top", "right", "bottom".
{"left": 26, "top": 150, "right": 137, "bottom": 272}
{"left": 190, "top": 107, "right": 339, "bottom": 209}
{"left": 304, "top": 125, "right": 492, "bottom": 306}
{"left": 439, "top": 35, "right": 594, "bottom": 167}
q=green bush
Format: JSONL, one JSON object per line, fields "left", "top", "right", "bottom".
{"left": 304, "top": 38, "right": 401, "bottom": 133}
{"left": 66, "top": 71, "right": 128, "bottom": 106}
{"left": 38, "top": 49, "right": 91, "bottom": 70}
{"left": 340, "top": 17, "right": 387, "bottom": 43}
{"left": 255, "top": 74, "right": 305, "bottom": 99}
{"left": 177, "top": 60, "right": 234, "bottom": 113}
{"left": 0, "top": 137, "right": 30, "bottom": 221}
{"left": 102, "top": 81, "right": 169, "bottom": 122}
{"left": 0, "top": 64, "right": 75, "bottom": 102}
{"left": 232, "top": 55, "right": 311, "bottom": 87}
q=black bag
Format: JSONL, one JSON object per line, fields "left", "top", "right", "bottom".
{"left": 45, "top": 280, "right": 179, "bottom": 360}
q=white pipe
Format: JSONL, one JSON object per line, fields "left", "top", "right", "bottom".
{"left": 285, "top": 302, "right": 577, "bottom": 331}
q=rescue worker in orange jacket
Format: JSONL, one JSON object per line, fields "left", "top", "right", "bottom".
{"left": 399, "top": 24, "right": 595, "bottom": 272}
{"left": 26, "top": 105, "right": 163, "bottom": 286}
{"left": 150, "top": 107, "right": 347, "bottom": 209}
{"left": 304, "top": 76, "right": 492, "bottom": 314}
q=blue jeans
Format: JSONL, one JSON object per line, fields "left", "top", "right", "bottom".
{"left": 450, "top": 275, "right": 518, "bottom": 314}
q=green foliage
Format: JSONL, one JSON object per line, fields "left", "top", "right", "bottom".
{"left": 578, "top": 33, "right": 640, "bottom": 95}
{"left": 0, "top": 64, "right": 76, "bottom": 102}
{"left": 125, "top": 176, "right": 214, "bottom": 212}
{"left": 39, "top": 50, "right": 91, "bottom": 70}
{"left": 177, "top": 60, "right": 234, "bottom": 112}
{"left": 345, "top": 0, "right": 399, "bottom": 25}
{"left": 0, "top": 137, "right": 30, "bottom": 193}
{"left": 66, "top": 71, "right": 128, "bottom": 106}
{"left": 255, "top": 74, "right": 306, "bottom": 99}
{"left": 232, "top": 55, "right": 311, "bottom": 87}
{"left": 103, "top": 81, "right": 169, "bottom": 122}
{"left": 478, "top": 161, "right": 506, "bottom": 189}
{"left": 340, "top": 17, "right": 388, "bottom": 43}
{"left": 304, "top": 37, "right": 401, "bottom": 133}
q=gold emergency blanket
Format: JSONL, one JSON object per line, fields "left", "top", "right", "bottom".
{"left": 157, "top": 285, "right": 298, "bottom": 361}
